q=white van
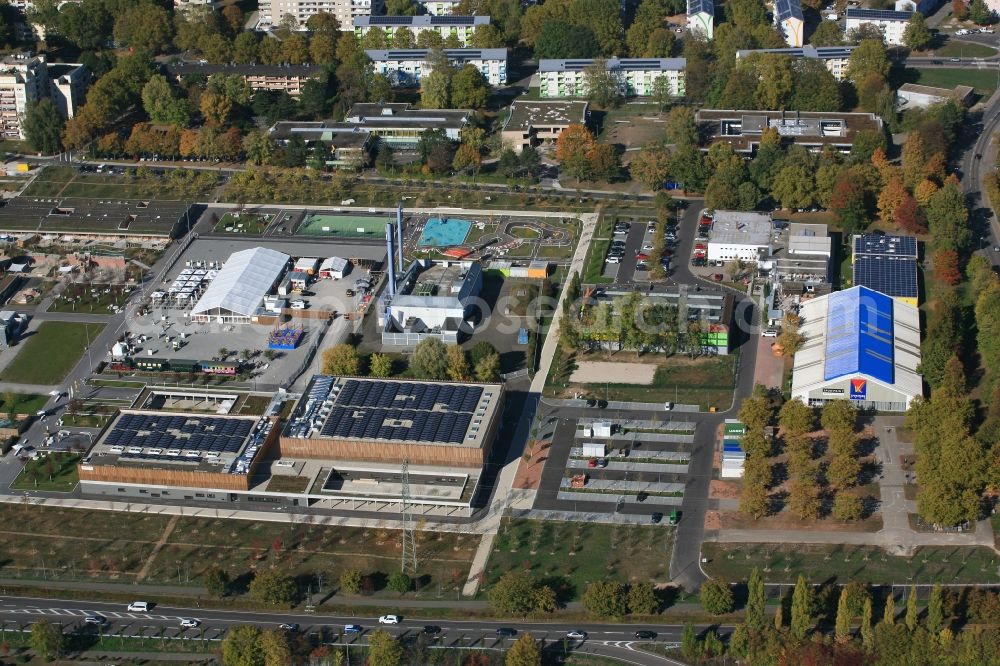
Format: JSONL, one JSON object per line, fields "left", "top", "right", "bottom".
{"left": 127, "top": 601, "right": 150, "bottom": 612}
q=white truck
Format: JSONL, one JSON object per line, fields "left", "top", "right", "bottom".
{"left": 592, "top": 422, "right": 613, "bottom": 438}
{"left": 582, "top": 443, "right": 606, "bottom": 458}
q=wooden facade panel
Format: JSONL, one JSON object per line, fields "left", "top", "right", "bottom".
{"left": 79, "top": 465, "right": 250, "bottom": 491}
{"left": 277, "top": 437, "right": 485, "bottom": 467}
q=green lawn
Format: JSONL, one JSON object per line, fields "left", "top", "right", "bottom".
{"left": 912, "top": 67, "right": 999, "bottom": 95}
{"left": 213, "top": 212, "right": 273, "bottom": 234}
{"left": 509, "top": 225, "right": 541, "bottom": 239}
{"left": 932, "top": 40, "right": 998, "bottom": 58}
{"left": 702, "top": 542, "right": 1000, "bottom": 584}
{"left": 0, "top": 393, "right": 47, "bottom": 417}
{"left": 11, "top": 453, "right": 80, "bottom": 491}
{"left": 0, "top": 322, "right": 105, "bottom": 385}
{"left": 481, "top": 519, "right": 674, "bottom": 602}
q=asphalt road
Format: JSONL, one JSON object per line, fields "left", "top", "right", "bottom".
{"left": 0, "top": 595, "right": 707, "bottom": 666}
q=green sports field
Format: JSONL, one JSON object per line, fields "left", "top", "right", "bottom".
{"left": 295, "top": 213, "right": 389, "bottom": 238}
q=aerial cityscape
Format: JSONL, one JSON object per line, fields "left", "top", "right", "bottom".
{"left": 0, "top": 0, "right": 993, "bottom": 663}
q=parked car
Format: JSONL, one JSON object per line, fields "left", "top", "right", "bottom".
{"left": 180, "top": 619, "right": 200, "bottom": 628}
{"left": 567, "top": 630, "right": 588, "bottom": 639}
{"left": 84, "top": 615, "right": 106, "bottom": 625}
{"left": 664, "top": 402, "right": 674, "bottom": 410}
{"left": 423, "top": 625, "right": 442, "bottom": 635}
{"left": 280, "top": 623, "right": 299, "bottom": 632}
{"left": 587, "top": 458, "right": 598, "bottom": 468}
{"left": 127, "top": 602, "right": 151, "bottom": 612}
{"left": 344, "top": 625, "right": 363, "bottom": 634}
{"left": 762, "top": 329, "right": 779, "bottom": 338}
{"left": 642, "top": 243, "right": 654, "bottom": 251}
{"left": 496, "top": 628, "right": 517, "bottom": 637}
{"left": 606, "top": 256, "right": 621, "bottom": 264}
{"left": 650, "top": 512, "right": 663, "bottom": 524}
{"left": 635, "top": 630, "right": 657, "bottom": 639}
{"left": 713, "top": 273, "right": 724, "bottom": 281}
{"left": 379, "top": 615, "right": 401, "bottom": 625}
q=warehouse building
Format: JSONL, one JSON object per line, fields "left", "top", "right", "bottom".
{"left": 366, "top": 48, "right": 508, "bottom": 86}
{"left": 852, "top": 233, "right": 919, "bottom": 307}
{"left": 537, "top": 58, "right": 686, "bottom": 98}
{"left": 688, "top": 0, "right": 714, "bottom": 38}
{"left": 791, "top": 286, "right": 922, "bottom": 411}
{"left": 190, "top": 247, "right": 290, "bottom": 323}
{"left": 735, "top": 45, "right": 857, "bottom": 81}
{"left": 380, "top": 260, "right": 483, "bottom": 345}
{"left": 896, "top": 82, "right": 974, "bottom": 109}
{"left": 845, "top": 8, "right": 912, "bottom": 45}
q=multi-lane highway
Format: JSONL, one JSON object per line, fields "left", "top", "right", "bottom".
{"left": 0, "top": 595, "right": 711, "bottom": 665}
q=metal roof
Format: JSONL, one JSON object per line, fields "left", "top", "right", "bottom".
{"left": 354, "top": 14, "right": 490, "bottom": 27}
{"left": 736, "top": 46, "right": 857, "bottom": 60}
{"left": 190, "top": 247, "right": 289, "bottom": 318}
{"left": 538, "top": 58, "right": 686, "bottom": 73}
{"left": 823, "top": 287, "right": 895, "bottom": 383}
{"left": 365, "top": 48, "right": 507, "bottom": 61}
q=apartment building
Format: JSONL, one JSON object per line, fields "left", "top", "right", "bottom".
{"left": 697, "top": 109, "right": 884, "bottom": 154}
{"left": 845, "top": 8, "right": 912, "bottom": 45}
{"left": 774, "top": 0, "right": 804, "bottom": 47}
{"left": 165, "top": 63, "right": 323, "bottom": 98}
{"left": 538, "top": 58, "right": 686, "bottom": 98}
{"left": 735, "top": 45, "right": 857, "bottom": 81}
{"left": 366, "top": 48, "right": 508, "bottom": 86}
{"left": 417, "top": 0, "right": 461, "bottom": 13}
{"left": 688, "top": 0, "right": 714, "bottom": 38}
{"left": 354, "top": 15, "right": 490, "bottom": 47}
{"left": 259, "top": 0, "right": 383, "bottom": 29}
{"left": 0, "top": 54, "right": 87, "bottom": 140}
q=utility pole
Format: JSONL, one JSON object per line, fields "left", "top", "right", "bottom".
{"left": 400, "top": 459, "right": 417, "bottom": 574}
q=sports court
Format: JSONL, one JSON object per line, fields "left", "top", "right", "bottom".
{"left": 417, "top": 217, "right": 472, "bottom": 247}
{"left": 296, "top": 213, "right": 389, "bottom": 238}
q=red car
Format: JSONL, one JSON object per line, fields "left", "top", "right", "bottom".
{"left": 694, "top": 243, "right": 707, "bottom": 250}
{"left": 587, "top": 458, "right": 598, "bottom": 468}
{"left": 713, "top": 273, "right": 723, "bottom": 281}
{"left": 636, "top": 253, "right": 649, "bottom": 261}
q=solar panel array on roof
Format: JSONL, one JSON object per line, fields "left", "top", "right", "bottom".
{"left": 106, "top": 413, "right": 254, "bottom": 455}
{"left": 823, "top": 287, "right": 895, "bottom": 384}
{"left": 853, "top": 256, "right": 918, "bottom": 299}
{"left": 431, "top": 14, "right": 475, "bottom": 24}
{"left": 688, "top": 0, "right": 713, "bottom": 14}
{"left": 846, "top": 7, "right": 912, "bottom": 18}
{"left": 775, "top": 0, "right": 803, "bottom": 21}
{"left": 318, "top": 379, "right": 484, "bottom": 444}
{"left": 371, "top": 15, "right": 413, "bottom": 24}
{"left": 854, "top": 234, "right": 917, "bottom": 257}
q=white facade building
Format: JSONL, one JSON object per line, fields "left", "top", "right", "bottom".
{"left": 259, "top": 0, "right": 383, "bottom": 29}
{"left": 354, "top": 15, "right": 490, "bottom": 47}
{"left": 537, "top": 58, "right": 686, "bottom": 98}
{"left": 416, "top": 0, "right": 461, "bottom": 14}
{"left": 190, "top": 248, "right": 290, "bottom": 324}
{"left": 0, "top": 54, "right": 87, "bottom": 140}
{"left": 845, "top": 8, "right": 912, "bottom": 45}
{"left": 897, "top": 82, "right": 974, "bottom": 109}
{"left": 366, "top": 48, "right": 508, "bottom": 86}
{"left": 774, "top": 0, "right": 804, "bottom": 47}
{"left": 687, "top": 0, "right": 714, "bottom": 38}
{"left": 735, "top": 45, "right": 857, "bottom": 81}
{"left": 707, "top": 211, "right": 773, "bottom": 262}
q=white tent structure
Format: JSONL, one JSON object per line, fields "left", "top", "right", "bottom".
{"left": 190, "top": 247, "right": 289, "bottom": 323}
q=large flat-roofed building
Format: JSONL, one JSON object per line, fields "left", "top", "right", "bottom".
{"left": 0, "top": 197, "right": 192, "bottom": 239}
{"left": 688, "top": 0, "right": 714, "bottom": 38}
{"left": 736, "top": 45, "right": 857, "bottom": 81}
{"left": 697, "top": 109, "right": 883, "bottom": 154}
{"left": 707, "top": 211, "right": 773, "bottom": 262}
{"left": 343, "top": 102, "right": 472, "bottom": 145}
{"left": 380, "top": 260, "right": 483, "bottom": 345}
{"left": 852, "top": 233, "right": 918, "bottom": 306}
{"left": 538, "top": 58, "right": 686, "bottom": 98}
{"left": 354, "top": 15, "right": 490, "bottom": 47}
{"left": 366, "top": 48, "right": 508, "bottom": 86}
{"left": 267, "top": 122, "right": 374, "bottom": 168}
{"left": 79, "top": 409, "right": 278, "bottom": 493}
{"left": 897, "top": 82, "right": 974, "bottom": 109}
{"left": 259, "top": 0, "right": 383, "bottom": 29}
{"left": 280, "top": 375, "right": 504, "bottom": 468}
{"left": 0, "top": 54, "right": 88, "bottom": 139}
{"left": 165, "top": 63, "right": 322, "bottom": 98}
{"left": 791, "top": 286, "right": 922, "bottom": 411}
{"left": 46, "top": 62, "right": 88, "bottom": 119}
{"left": 774, "top": 0, "right": 804, "bottom": 46}
{"left": 845, "top": 8, "right": 912, "bottom": 45}
{"left": 190, "top": 247, "right": 290, "bottom": 323}
{"left": 501, "top": 100, "right": 589, "bottom": 153}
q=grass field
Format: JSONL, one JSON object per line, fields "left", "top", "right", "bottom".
{"left": 932, "top": 40, "right": 998, "bottom": 58}
{"left": 0, "top": 322, "right": 105, "bottom": 385}
{"left": 0, "top": 393, "right": 47, "bottom": 417}
{"left": 11, "top": 453, "right": 80, "bottom": 491}
{"left": 213, "top": 212, "right": 272, "bottom": 234}
{"left": 47, "top": 284, "right": 135, "bottom": 314}
{"left": 0, "top": 504, "right": 476, "bottom": 594}
{"left": 702, "top": 542, "right": 1000, "bottom": 584}
{"left": 481, "top": 519, "right": 674, "bottom": 602}
{"left": 546, "top": 352, "right": 738, "bottom": 411}
{"left": 22, "top": 166, "right": 218, "bottom": 201}
{"left": 912, "top": 67, "right": 999, "bottom": 95}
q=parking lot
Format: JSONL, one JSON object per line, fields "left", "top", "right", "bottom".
{"left": 601, "top": 217, "right": 672, "bottom": 283}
